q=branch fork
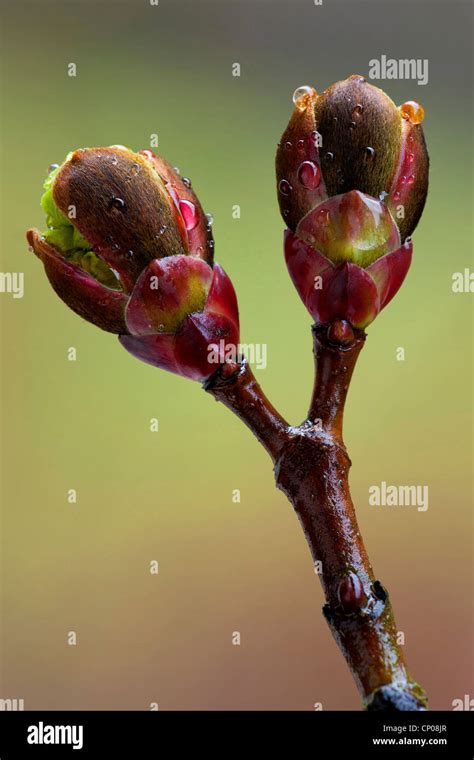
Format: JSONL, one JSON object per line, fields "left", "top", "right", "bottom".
{"left": 205, "top": 320, "right": 427, "bottom": 711}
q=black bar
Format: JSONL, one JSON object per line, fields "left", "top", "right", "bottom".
{"left": 0, "top": 710, "right": 472, "bottom": 757}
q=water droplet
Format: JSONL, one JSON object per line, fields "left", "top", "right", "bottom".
{"left": 158, "top": 224, "right": 168, "bottom": 236}
{"left": 408, "top": 152, "right": 415, "bottom": 164}
{"left": 278, "top": 179, "right": 292, "bottom": 196}
{"left": 297, "top": 161, "right": 321, "bottom": 189}
{"left": 284, "top": 141, "right": 292, "bottom": 151}
{"left": 379, "top": 190, "right": 388, "bottom": 201}
{"left": 111, "top": 156, "right": 118, "bottom": 166}
{"left": 318, "top": 208, "right": 330, "bottom": 224}
{"left": 173, "top": 166, "right": 181, "bottom": 175}
{"left": 110, "top": 197, "right": 126, "bottom": 211}
{"left": 399, "top": 100, "right": 425, "bottom": 125}
{"left": 182, "top": 177, "right": 192, "bottom": 188}
{"left": 208, "top": 239, "right": 215, "bottom": 249}
{"left": 352, "top": 104, "right": 364, "bottom": 116}
{"left": 48, "top": 163, "right": 59, "bottom": 172}
{"left": 297, "top": 139, "right": 305, "bottom": 150}
{"left": 393, "top": 191, "right": 401, "bottom": 201}
{"left": 349, "top": 121, "right": 357, "bottom": 129}
{"left": 131, "top": 162, "right": 141, "bottom": 175}
{"left": 158, "top": 323, "right": 165, "bottom": 332}
{"left": 407, "top": 175, "right": 415, "bottom": 184}
{"left": 283, "top": 209, "right": 290, "bottom": 218}
{"left": 205, "top": 212, "right": 214, "bottom": 226}
{"left": 365, "top": 146, "right": 375, "bottom": 157}
{"left": 325, "top": 152, "right": 334, "bottom": 161}
{"left": 28, "top": 245, "right": 34, "bottom": 253}
{"left": 292, "top": 85, "right": 317, "bottom": 111}
{"left": 196, "top": 245, "right": 204, "bottom": 255}
{"left": 404, "top": 237, "right": 412, "bottom": 246}
{"left": 125, "top": 250, "right": 134, "bottom": 260}
{"left": 304, "top": 234, "right": 315, "bottom": 244}
{"left": 179, "top": 199, "right": 198, "bottom": 230}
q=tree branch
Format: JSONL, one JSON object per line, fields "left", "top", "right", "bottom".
{"left": 204, "top": 323, "right": 428, "bottom": 711}
{"left": 204, "top": 359, "right": 289, "bottom": 463}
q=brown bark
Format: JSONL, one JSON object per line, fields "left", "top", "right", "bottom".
{"left": 205, "top": 321, "right": 427, "bottom": 711}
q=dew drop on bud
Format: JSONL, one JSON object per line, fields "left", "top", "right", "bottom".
{"left": 407, "top": 175, "right": 415, "bottom": 184}
{"left": 352, "top": 104, "right": 364, "bottom": 116}
{"left": 48, "top": 163, "right": 59, "bottom": 172}
{"left": 139, "top": 150, "right": 154, "bottom": 162}
{"left": 297, "top": 139, "right": 305, "bottom": 150}
{"left": 393, "top": 191, "right": 401, "bottom": 201}
{"left": 292, "top": 85, "right": 317, "bottom": 111}
{"left": 379, "top": 190, "right": 388, "bottom": 201}
{"left": 110, "top": 197, "right": 126, "bottom": 211}
{"left": 173, "top": 166, "right": 181, "bottom": 175}
{"left": 284, "top": 141, "right": 292, "bottom": 151}
{"left": 399, "top": 100, "right": 425, "bottom": 125}
{"left": 297, "top": 161, "right": 321, "bottom": 189}
{"left": 182, "top": 177, "right": 192, "bottom": 188}
{"left": 325, "top": 151, "right": 334, "bottom": 161}
{"left": 365, "top": 146, "right": 375, "bottom": 158}
{"left": 278, "top": 179, "right": 292, "bottom": 196}
{"left": 179, "top": 199, "right": 198, "bottom": 230}
{"left": 318, "top": 208, "right": 330, "bottom": 224}
{"left": 205, "top": 212, "right": 214, "bottom": 226}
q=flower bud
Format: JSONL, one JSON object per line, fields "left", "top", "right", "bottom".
{"left": 27, "top": 146, "right": 239, "bottom": 380}
{"left": 284, "top": 210, "right": 412, "bottom": 329}
{"left": 276, "top": 76, "right": 429, "bottom": 240}
{"left": 277, "top": 76, "right": 429, "bottom": 328}
{"left": 337, "top": 572, "right": 366, "bottom": 613}
{"left": 119, "top": 257, "right": 239, "bottom": 381}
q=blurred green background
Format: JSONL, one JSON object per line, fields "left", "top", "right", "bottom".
{"left": 1, "top": 0, "right": 472, "bottom": 710}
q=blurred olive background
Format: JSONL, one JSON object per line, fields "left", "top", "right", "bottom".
{"left": 0, "top": 0, "right": 472, "bottom": 710}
